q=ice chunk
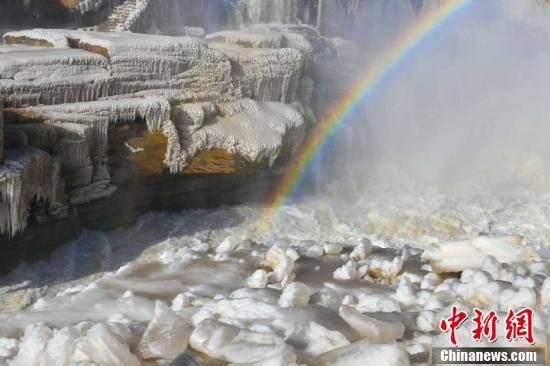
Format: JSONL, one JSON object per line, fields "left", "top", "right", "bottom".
{"left": 248, "top": 269, "right": 269, "bottom": 289}
{"left": 417, "top": 310, "right": 436, "bottom": 332}
{"left": 216, "top": 234, "right": 245, "bottom": 254}
{"left": 285, "top": 321, "right": 349, "bottom": 358}
{"left": 278, "top": 282, "right": 311, "bottom": 308}
{"left": 422, "top": 235, "right": 539, "bottom": 273}
{"left": 171, "top": 293, "right": 194, "bottom": 312}
{"left": 541, "top": 278, "right": 550, "bottom": 306}
{"left": 189, "top": 319, "right": 296, "bottom": 364}
{"left": 365, "top": 254, "right": 404, "bottom": 280}
{"left": 355, "top": 292, "right": 402, "bottom": 313}
{"left": 391, "top": 277, "right": 417, "bottom": 309}
{"left": 339, "top": 306, "right": 405, "bottom": 341}
{"left": 333, "top": 261, "right": 358, "bottom": 280}
{"left": 75, "top": 323, "right": 141, "bottom": 366}
{"left": 311, "top": 339, "right": 410, "bottom": 366}
{"left": 138, "top": 300, "right": 192, "bottom": 360}
{"left": 46, "top": 327, "right": 80, "bottom": 366}
{"left": 306, "top": 244, "right": 325, "bottom": 258}
{"left": 0, "top": 338, "right": 18, "bottom": 359}
{"left": 285, "top": 248, "right": 300, "bottom": 261}
{"left": 349, "top": 240, "right": 373, "bottom": 261}
{"left": 10, "top": 324, "right": 52, "bottom": 366}
{"left": 498, "top": 287, "right": 537, "bottom": 310}
{"left": 324, "top": 243, "right": 343, "bottom": 255}
{"left": 262, "top": 246, "right": 296, "bottom": 283}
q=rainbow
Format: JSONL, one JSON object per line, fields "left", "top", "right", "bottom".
{"left": 261, "top": 0, "right": 473, "bottom": 230}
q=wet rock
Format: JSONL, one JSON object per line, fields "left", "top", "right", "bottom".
{"left": 138, "top": 300, "right": 192, "bottom": 360}
{"left": 4, "top": 127, "right": 28, "bottom": 150}
{"left": 7, "top": 123, "right": 57, "bottom": 151}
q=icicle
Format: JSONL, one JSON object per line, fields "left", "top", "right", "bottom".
{"left": 0, "top": 148, "right": 62, "bottom": 236}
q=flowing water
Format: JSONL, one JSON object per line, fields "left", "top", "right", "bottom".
{"left": 1, "top": 1, "right": 550, "bottom": 365}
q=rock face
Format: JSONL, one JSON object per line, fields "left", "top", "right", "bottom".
{"left": 0, "top": 18, "right": 357, "bottom": 264}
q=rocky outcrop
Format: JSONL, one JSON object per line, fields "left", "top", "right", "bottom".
{"left": 0, "top": 0, "right": 361, "bottom": 271}
{"left": 0, "top": 26, "right": 356, "bottom": 242}
{"left": 0, "top": 0, "right": 115, "bottom": 32}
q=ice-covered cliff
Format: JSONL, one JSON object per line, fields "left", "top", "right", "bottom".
{"left": 0, "top": 24, "right": 356, "bottom": 243}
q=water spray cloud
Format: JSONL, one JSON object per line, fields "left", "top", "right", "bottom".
{"left": 260, "top": 0, "right": 474, "bottom": 231}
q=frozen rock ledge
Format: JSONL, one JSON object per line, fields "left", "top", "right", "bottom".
{"left": 0, "top": 26, "right": 352, "bottom": 244}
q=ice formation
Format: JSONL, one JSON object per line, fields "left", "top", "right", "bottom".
{"left": 0, "top": 196, "right": 547, "bottom": 365}
{"left": 0, "top": 148, "right": 64, "bottom": 236}
{"left": 422, "top": 235, "right": 540, "bottom": 273}
{"left": 0, "top": 23, "right": 357, "bottom": 235}
{"left": 0, "top": 1, "right": 549, "bottom": 365}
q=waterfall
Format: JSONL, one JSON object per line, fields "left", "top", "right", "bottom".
{"left": 301, "top": 0, "right": 550, "bottom": 204}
